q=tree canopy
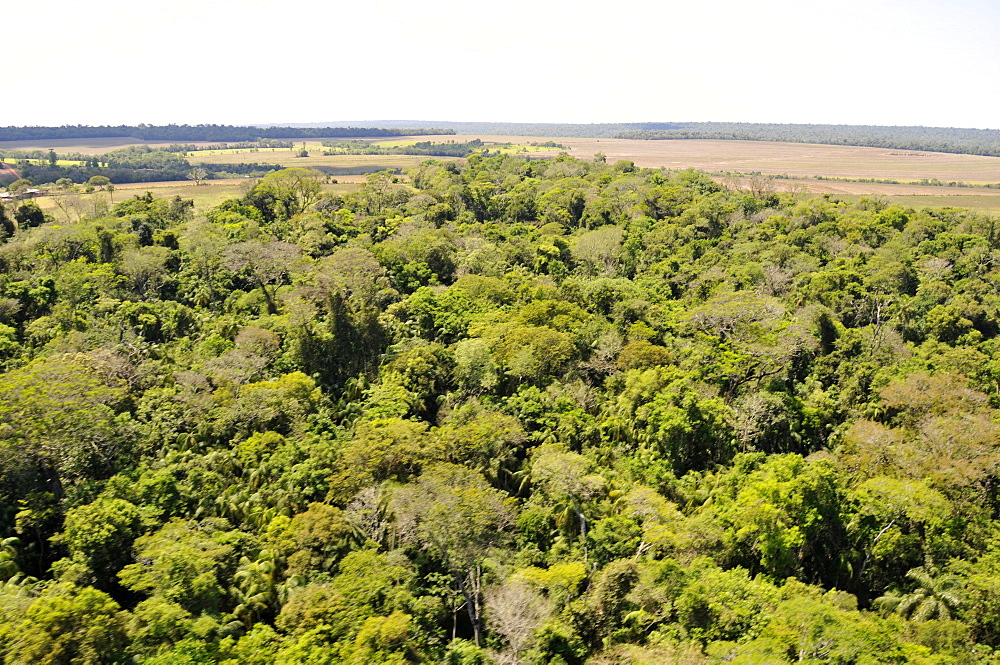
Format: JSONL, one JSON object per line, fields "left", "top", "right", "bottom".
{"left": 0, "top": 152, "right": 998, "bottom": 662}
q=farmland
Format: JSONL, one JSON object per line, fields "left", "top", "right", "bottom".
{"left": 5, "top": 134, "right": 999, "bottom": 181}
{"left": 4, "top": 133, "right": 1000, "bottom": 217}
{"left": 188, "top": 149, "right": 443, "bottom": 173}
{"left": 423, "top": 135, "right": 1000, "bottom": 185}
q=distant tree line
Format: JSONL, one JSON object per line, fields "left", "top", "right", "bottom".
{"left": 313, "top": 120, "right": 682, "bottom": 138}
{"left": 616, "top": 122, "right": 1000, "bottom": 157}
{"left": 161, "top": 140, "right": 297, "bottom": 152}
{"left": 0, "top": 124, "right": 457, "bottom": 142}
{"left": 10, "top": 161, "right": 283, "bottom": 186}
{"left": 321, "top": 139, "right": 570, "bottom": 158}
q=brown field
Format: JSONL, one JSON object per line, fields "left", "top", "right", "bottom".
{"left": 417, "top": 135, "right": 1000, "bottom": 184}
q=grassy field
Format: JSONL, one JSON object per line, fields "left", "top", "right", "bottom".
{"left": 723, "top": 174, "right": 1000, "bottom": 215}
{"left": 6, "top": 159, "right": 88, "bottom": 167}
{"left": 871, "top": 194, "right": 1000, "bottom": 216}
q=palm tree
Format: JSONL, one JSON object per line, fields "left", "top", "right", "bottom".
{"left": 232, "top": 553, "right": 280, "bottom": 624}
{"left": 0, "top": 537, "right": 20, "bottom": 581}
{"left": 874, "top": 566, "right": 963, "bottom": 621}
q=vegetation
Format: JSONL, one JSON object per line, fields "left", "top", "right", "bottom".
{"left": 292, "top": 120, "right": 1000, "bottom": 156}
{"left": 321, "top": 139, "right": 491, "bottom": 157}
{"left": 162, "top": 140, "right": 299, "bottom": 153}
{"left": 2, "top": 146, "right": 286, "bottom": 187}
{"left": 319, "top": 139, "right": 565, "bottom": 158}
{"left": 616, "top": 123, "right": 1000, "bottom": 156}
{"left": 1, "top": 152, "right": 1000, "bottom": 663}
{"left": 0, "top": 125, "right": 457, "bottom": 142}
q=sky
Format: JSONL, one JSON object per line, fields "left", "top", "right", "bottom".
{"left": 6, "top": 0, "right": 999, "bottom": 129}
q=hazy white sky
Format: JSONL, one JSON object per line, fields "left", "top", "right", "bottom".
{"left": 7, "top": 0, "right": 999, "bottom": 129}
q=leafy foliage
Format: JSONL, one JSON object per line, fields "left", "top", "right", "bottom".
{"left": 0, "top": 153, "right": 997, "bottom": 662}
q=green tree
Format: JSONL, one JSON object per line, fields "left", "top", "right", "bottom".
{"left": 684, "top": 291, "right": 816, "bottom": 400}
{"left": 53, "top": 497, "right": 143, "bottom": 587}
{"left": 13, "top": 201, "right": 45, "bottom": 229}
{"left": 530, "top": 443, "right": 605, "bottom": 563}
{"left": 119, "top": 518, "right": 245, "bottom": 615}
{"left": 6, "top": 178, "right": 33, "bottom": 196}
{"left": 327, "top": 418, "right": 441, "bottom": 502}
{"left": 87, "top": 175, "right": 111, "bottom": 190}
{"left": 0, "top": 354, "right": 128, "bottom": 496}
{"left": 0, "top": 582, "right": 129, "bottom": 664}
{"left": 874, "top": 567, "right": 963, "bottom": 621}
{"left": 253, "top": 167, "right": 323, "bottom": 218}
{"left": 716, "top": 583, "right": 921, "bottom": 664}
{"left": 222, "top": 241, "right": 302, "bottom": 314}
{"left": 276, "top": 549, "right": 417, "bottom": 644}
{"left": 391, "top": 464, "right": 516, "bottom": 646}
{"left": 707, "top": 454, "right": 846, "bottom": 583}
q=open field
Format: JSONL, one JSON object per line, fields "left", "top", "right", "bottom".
{"left": 4, "top": 159, "right": 88, "bottom": 167}
{"left": 419, "top": 135, "right": 1000, "bottom": 184}
{"left": 882, "top": 194, "right": 1000, "bottom": 216}
{"left": 0, "top": 137, "right": 183, "bottom": 154}
{"left": 723, "top": 175, "right": 1000, "bottom": 216}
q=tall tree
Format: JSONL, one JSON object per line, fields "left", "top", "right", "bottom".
{"left": 391, "top": 463, "right": 515, "bottom": 645}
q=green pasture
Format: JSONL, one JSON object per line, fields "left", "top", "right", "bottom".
{"left": 883, "top": 194, "right": 1000, "bottom": 216}
{"left": 830, "top": 192, "right": 1000, "bottom": 216}
{"left": 1, "top": 158, "right": 87, "bottom": 167}
{"left": 369, "top": 139, "right": 421, "bottom": 148}
{"left": 496, "top": 144, "right": 561, "bottom": 154}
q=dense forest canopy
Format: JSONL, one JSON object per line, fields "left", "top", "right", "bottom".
{"left": 0, "top": 153, "right": 1000, "bottom": 663}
